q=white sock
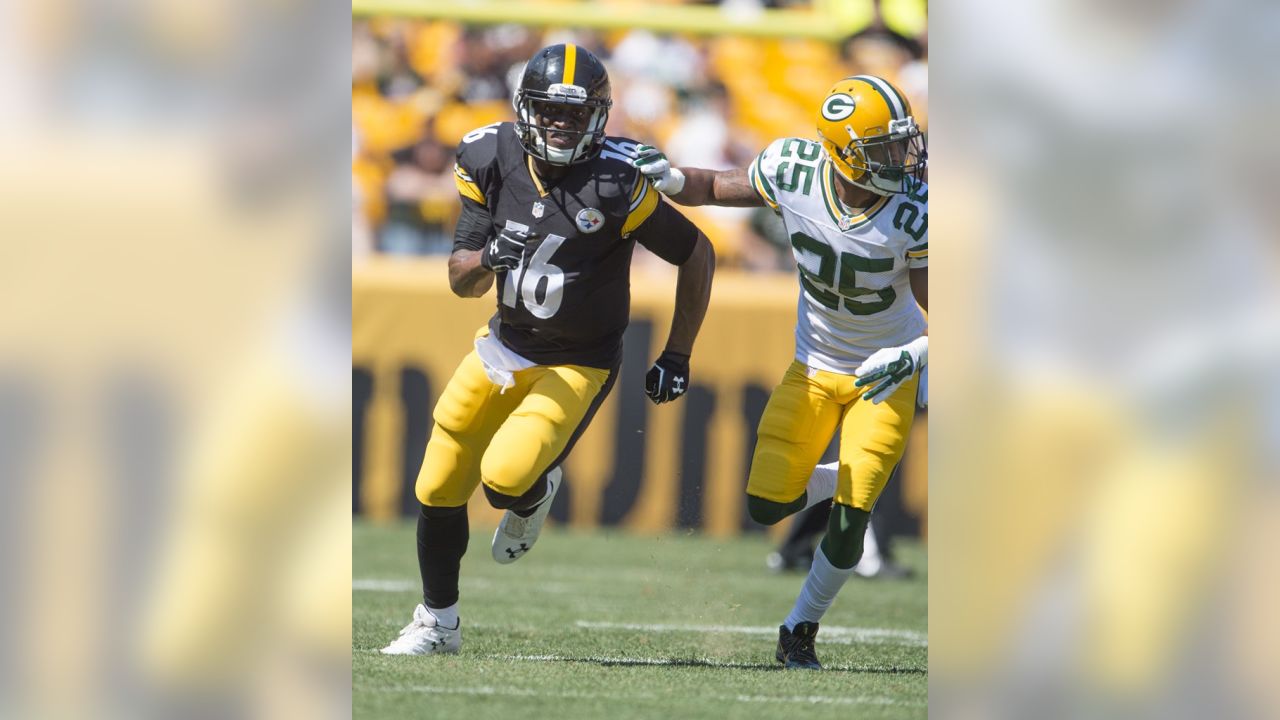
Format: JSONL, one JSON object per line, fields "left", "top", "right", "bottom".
{"left": 426, "top": 603, "right": 459, "bottom": 629}
{"left": 800, "top": 461, "right": 839, "bottom": 512}
{"left": 783, "top": 545, "right": 856, "bottom": 630}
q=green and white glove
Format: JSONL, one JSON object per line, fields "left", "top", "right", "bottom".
{"left": 631, "top": 144, "right": 686, "bottom": 195}
{"left": 854, "top": 336, "right": 928, "bottom": 404}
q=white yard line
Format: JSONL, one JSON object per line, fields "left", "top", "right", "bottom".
{"left": 354, "top": 577, "right": 576, "bottom": 594}
{"left": 353, "top": 579, "right": 416, "bottom": 592}
{"left": 402, "top": 684, "right": 650, "bottom": 700}
{"left": 382, "top": 683, "right": 921, "bottom": 707}
{"left": 573, "top": 620, "right": 927, "bottom": 647}
{"left": 354, "top": 580, "right": 926, "bottom": 647}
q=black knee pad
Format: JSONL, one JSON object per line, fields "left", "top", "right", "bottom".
{"left": 747, "top": 493, "right": 806, "bottom": 526}
{"left": 419, "top": 503, "right": 466, "bottom": 519}
{"left": 820, "top": 504, "right": 871, "bottom": 569}
{"left": 483, "top": 484, "right": 519, "bottom": 510}
{"left": 484, "top": 477, "right": 548, "bottom": 512}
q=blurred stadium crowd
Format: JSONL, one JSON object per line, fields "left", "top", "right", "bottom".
{"left": 351, "top": 1, "right": 927, "bottom": 270}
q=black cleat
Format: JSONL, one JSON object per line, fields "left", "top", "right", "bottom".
{"left": 775, "top": 622, "right": 822, "bottom": 669}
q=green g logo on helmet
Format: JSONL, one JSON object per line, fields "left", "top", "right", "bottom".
{"left": 821, "top": 93, "right": 856, "bottom": 121}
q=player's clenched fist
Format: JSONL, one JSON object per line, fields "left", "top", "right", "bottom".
{"left": 645, "top": 351, "right": 690, "bottom": 404}
{"left": 481, "top": 227, "right": 534, "bottom": 272}
{"left": 854, "top": 336, "right": 928, "bottom": 404}
{"left": 631, "top": 145, "right": 686, "bottom": 195}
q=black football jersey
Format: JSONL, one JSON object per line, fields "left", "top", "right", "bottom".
{"left": 453, "top": 122, "right": 698, "bottom": 369}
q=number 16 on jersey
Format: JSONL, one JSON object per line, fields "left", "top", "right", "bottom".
{"left": 500, "top": 220, "right": 568, "bottom": 319}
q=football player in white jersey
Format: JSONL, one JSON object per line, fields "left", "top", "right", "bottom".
{"left": 634, "top": 75, "right": 927, "bottom": 669}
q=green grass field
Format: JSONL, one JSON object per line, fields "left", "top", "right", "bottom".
{"left": 354, "top": 521, "right": 927, "bottom": 719}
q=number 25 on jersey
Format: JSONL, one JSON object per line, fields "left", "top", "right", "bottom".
{"left": 791, "top": 231, "right": 897, "bottom": 316}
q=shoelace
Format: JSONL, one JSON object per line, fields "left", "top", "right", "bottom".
{"left": 504, "top": 514, "right": 529, "bottom": 536}
{"left": 791, "top": 635, "right": 818, "bottom": 661}
{"left": 391, "top": 620, "right": 444, "bottom": 651}
{"left": 399, "top": 612, "right": 432, "bottom": 636}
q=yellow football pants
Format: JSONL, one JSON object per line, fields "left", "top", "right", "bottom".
{"left": 415, "top": 348, "right": 612, "bottom": 508}
{"left": 749, "top": 360, "right": 919, "bottom": 511}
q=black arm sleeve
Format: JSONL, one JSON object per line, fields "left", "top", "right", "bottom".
{"left": 633, "top": 200, "right": 700, "bottom": 266}
{"left": 452, "top": 197, "right": 495, "bottom": 253}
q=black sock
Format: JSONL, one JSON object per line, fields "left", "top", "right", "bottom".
{"left": 417, "top": 504, "right": 469, "bottom": 609}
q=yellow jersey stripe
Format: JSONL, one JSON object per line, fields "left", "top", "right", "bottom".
{"left": 526, "top": 155, "right": 549, "bottom": 197}
{"left": 906, "top": 249, "right": 928, "bottom": 258}
{"left": 563, "top": 44, "right": 577, "bottom": 85}
{"left": 819, "top": 161, "right": 843, "bottom": 224}
{"left": 454, "top": 173, "right": 485, "bottom": 205}
{"left": 820, "top": 161, "right": 889, "bottom": 229}
{"left": 629, "top": 177, "right": 650, "bottom": 212}
{"left": 622, "top": 180, "right": 660, "bottom": 235}
{"left": 453, "top": 164, "right": 474, "bottom": 182}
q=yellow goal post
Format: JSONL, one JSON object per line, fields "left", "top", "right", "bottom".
{"left": 351, "top": 0, "right": 876, "bottom": 42}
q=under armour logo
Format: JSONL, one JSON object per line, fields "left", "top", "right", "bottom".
{"left": 672, "top": 376, "right": 685, "bottom": 393}
{"left": 505, "top": 543, "right": 529, "bottom": 559}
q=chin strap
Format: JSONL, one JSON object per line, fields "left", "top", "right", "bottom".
{"left": 533, "top": 129, "right": 596, "bottom": 165}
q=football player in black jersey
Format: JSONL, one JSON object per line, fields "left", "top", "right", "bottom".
{"left": 382, "top": 44, "right": 716, "bottom": 655}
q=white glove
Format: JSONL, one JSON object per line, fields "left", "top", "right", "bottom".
{"left": 631, "top": 144, "right": 686, "bottom": 195}
{"left": 854, "top": 336, "right": 928, "bottom": 404}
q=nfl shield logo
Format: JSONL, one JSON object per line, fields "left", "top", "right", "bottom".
{"left": 532, "top": 201, "right": 545, "bottom": 218}
{"left": 838, "top": 215, "right": 854, "bottom": 231}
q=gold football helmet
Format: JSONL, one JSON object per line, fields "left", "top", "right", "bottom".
{"left": 816, "top": 75, "right": 926, "bottom": 195}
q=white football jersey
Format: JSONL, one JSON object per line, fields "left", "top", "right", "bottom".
{"left": 748, "top": 137, "right": 928, "bottom": 374}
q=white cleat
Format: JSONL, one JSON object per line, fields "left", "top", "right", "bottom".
{"left": 380, "top": 604, "right": 461, "bottom": 655}
{"left": 491, "top": 466, "right": 561, "bottom": 564}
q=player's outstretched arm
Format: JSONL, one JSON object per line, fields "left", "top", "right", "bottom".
{"left": 673, "top": 167, "right": 765, "bottom": 208}
{"left": 631, "top": 145, "right": 763, "bottom": 208}
{"left": 645, "top": 232, "right": 715, "bottom": 404}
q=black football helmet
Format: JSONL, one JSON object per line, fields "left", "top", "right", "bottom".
{"left": 513, "top": 44, "right": 612, "bottom": 166}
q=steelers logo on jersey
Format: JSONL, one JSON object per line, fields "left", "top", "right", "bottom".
{"left": 575, "top": 207, "right": 605, "bottom": 233}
